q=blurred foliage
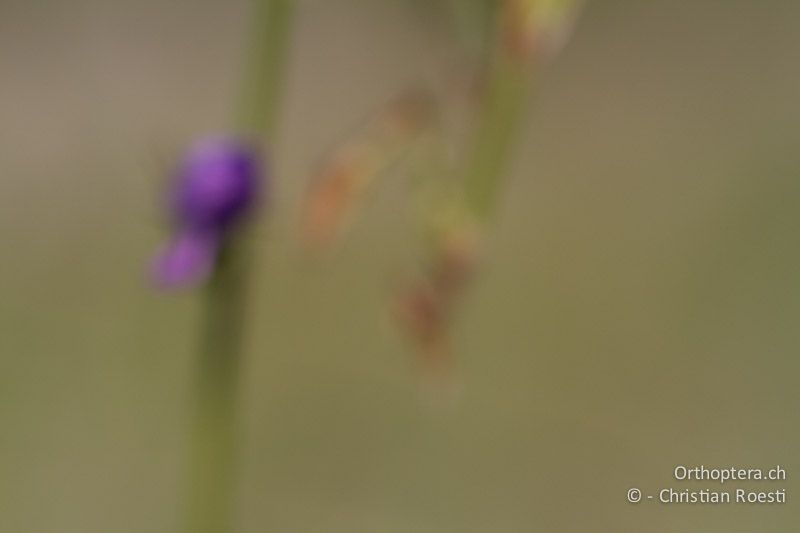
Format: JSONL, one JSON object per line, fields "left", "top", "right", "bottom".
{"left": 1, "top": 1, "right": 799, "bottom": 532}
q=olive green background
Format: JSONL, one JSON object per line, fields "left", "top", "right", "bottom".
{"left": 1, "top": 1, "right": 798, "bottom": 531}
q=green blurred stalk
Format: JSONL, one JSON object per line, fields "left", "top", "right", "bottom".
{"left": 447, "top": 0, "right": 496, "bottom": 61}
{"left": 461, "top": 0, "right": 584, "bottom": 221}
{"left": 461, "top": 49, "right": 535, "bottom": 222}
{"left": 184, "top": 2, "right": 293, "bottom": 533}
{"left": 236, "top": 0, "right": 294, "bottom": 137}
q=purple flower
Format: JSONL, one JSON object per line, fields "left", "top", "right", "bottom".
{"left": 151, "top": 229, "right": 220, "bottom": 288}
{"left": 172, "top": 137, "right": 261, "bottom": 230}
{"left": 151, "top": 136, "right": 263, "bottom": 289}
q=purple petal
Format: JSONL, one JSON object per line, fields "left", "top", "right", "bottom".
{"left": 150, "top": 230, "right": 219, "bottom": 289}
{"left": 173, "top": 137, "right": 262, "bottom": 230}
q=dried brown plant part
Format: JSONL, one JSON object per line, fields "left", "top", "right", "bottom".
{"left": 501, "top": 0, "right": 585, "bottom": 63}
{"left": 392, "top": 218, "right": 482, "bottom": 392}
{"left": 299, "top": 89, "right": 438, "bottom": 251}
{"left": 393, "top": 278, "right": 455, "bottom": 386}
{"left": 397, "top": 0, "right": 586, "bottom": 367}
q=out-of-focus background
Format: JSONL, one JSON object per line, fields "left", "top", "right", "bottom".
{"left": 1, "top": 1, "right": 799, "bottom": 531}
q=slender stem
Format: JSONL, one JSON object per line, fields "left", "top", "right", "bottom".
{"left": 446, "top": 0, "right": 496, "bottom": 62}
{"left": 460, "top": 0, "right": 584, "bottom": 221}
{"left": 236, "top": 0, "right": 294, "bottom": 137}
{"left": 184, "top": 248, "right": 248, "bottom": 533}
{"left": 184, "top": 2, "right": 294, "bottom": 533}
{"left": 461, "top": 53, "right": 535, "bottom": 222}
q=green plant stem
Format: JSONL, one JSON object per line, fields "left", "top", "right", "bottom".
{"left": 446, "top": 0, "right": 496, "bottom": 61}
{"left": 461, "top": 52, "right": 535, "bottom": 222}
{"left": 185, "top": 248, "right": 248, "bottom": 533}
{"left": 237, "top": 0, "right": 294, "bottom": 137}
{"left": 184, "top": 2, "right": 294, "bottom": 533}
